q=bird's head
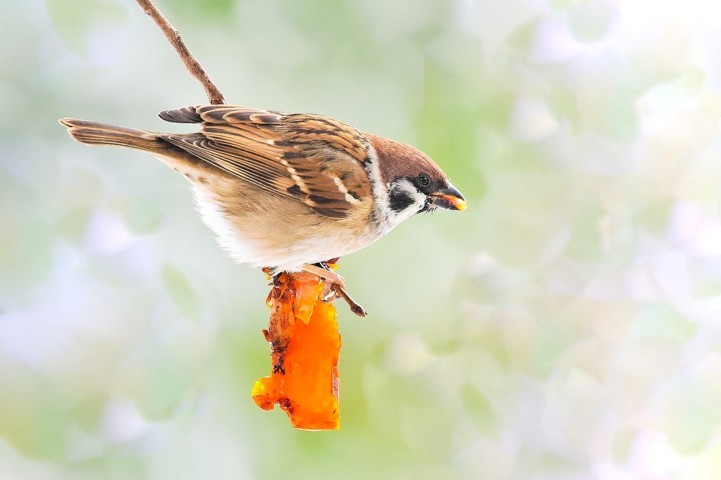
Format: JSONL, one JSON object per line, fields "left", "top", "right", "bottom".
{"left": 369, "top": 135, "right": 466, "bottom": 226}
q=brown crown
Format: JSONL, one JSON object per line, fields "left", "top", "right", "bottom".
{"left": 366, "top": 134, "right": 446, "bottom": 186}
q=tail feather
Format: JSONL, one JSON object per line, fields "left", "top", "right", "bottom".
{"left": 59, "top": 118, "right": 163, "bottom": 152}
{"left": 59, "top": 117, "right": 225, "bottom": 181}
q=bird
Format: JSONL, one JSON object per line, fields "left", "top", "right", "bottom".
{"left": 59, "top": 105, "right": 466, "bottom": 315}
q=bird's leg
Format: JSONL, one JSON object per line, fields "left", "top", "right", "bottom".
{"left": 300, "top": 263, "right": 346, "bottom": 294}
{"left": 300, "top": 263, "right": 367, "bottom": 317}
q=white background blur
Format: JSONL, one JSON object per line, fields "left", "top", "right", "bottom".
{"left": 2, "top": 0, "right": 721, "bottom": 478}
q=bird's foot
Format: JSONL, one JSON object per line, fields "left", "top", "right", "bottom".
{"left": 301, "top": 263, "right": 367, "bottom": 317}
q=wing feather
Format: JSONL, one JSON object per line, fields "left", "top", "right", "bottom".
{"left": 158, "top": 105, "right": 372, "bottom": 217}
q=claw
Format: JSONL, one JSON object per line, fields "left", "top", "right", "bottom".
{"left": 321, "top": 282, "right": 338, "bottom": 302}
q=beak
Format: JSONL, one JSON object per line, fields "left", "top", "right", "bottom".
{"left": 429, "top": 182, "right": 467, "bottom": 211}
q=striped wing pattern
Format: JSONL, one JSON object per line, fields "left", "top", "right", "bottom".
{"left": 158, "top": 105, "right": 371, "bottom": 218}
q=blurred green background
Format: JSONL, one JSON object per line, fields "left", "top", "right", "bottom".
{"left": 3, "top": 0, "right": 721, "bottom": 478}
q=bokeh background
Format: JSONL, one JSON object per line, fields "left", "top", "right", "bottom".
{"left": 3, "top": 0, "right": 721, "bottom": 478}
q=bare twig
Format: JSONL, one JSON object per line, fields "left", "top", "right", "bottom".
{"left": 135, "top": 0, "right": 225, "bottom": 105}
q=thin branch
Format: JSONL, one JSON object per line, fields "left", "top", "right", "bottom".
{"left": 135, "top": 0, "right": 225, "bottom": 105}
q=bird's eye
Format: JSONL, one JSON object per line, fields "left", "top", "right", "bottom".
{"left": 417, "top": 173, "right": 431, "bottom": 187}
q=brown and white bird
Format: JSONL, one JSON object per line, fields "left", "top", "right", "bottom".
{"left": 60, "top": 105, "right": 466, "bottom": 312}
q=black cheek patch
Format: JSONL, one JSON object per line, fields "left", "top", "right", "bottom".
{"left": 389, "top": 189, "right": 415, "bottom": 212}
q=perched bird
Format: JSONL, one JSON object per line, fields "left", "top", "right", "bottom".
{"left": 60, "top": 105, "right": 466, "bottom": 313}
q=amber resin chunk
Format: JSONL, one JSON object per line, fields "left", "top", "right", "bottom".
{"left": 251, "top": 271, "right": 341, "bottom": 430}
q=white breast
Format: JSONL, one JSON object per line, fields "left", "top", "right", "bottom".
{"left": 192, "top": 185, "right": 383, "bottom": 272}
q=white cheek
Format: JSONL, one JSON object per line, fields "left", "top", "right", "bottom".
{"left": 365, "top": 145, "right": 389, "bottom": 208}
{"left": 380, "top": 179, "right": 426, "bottom": 230}
{"left": 365, "top": 147, "right": 427, "bottom": 233}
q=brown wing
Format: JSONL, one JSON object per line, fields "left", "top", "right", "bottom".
{"left": 158, "top": 105, "right": 371, "bottom": 218}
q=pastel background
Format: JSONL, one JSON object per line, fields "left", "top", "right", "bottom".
{"left": 2, "top": 0, "right": 721, "bottom": 478}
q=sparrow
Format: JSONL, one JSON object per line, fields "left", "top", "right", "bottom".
{"left": 59, "top": 105, "right": 466, "bottom": 315}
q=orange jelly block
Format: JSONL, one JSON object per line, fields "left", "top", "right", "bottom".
{"left": 251, "top": 271, "right": 341, "bottom": 430}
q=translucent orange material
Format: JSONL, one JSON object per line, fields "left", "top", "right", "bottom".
{"left": 252, "top": 271, "right": 341, "bottom": 430}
